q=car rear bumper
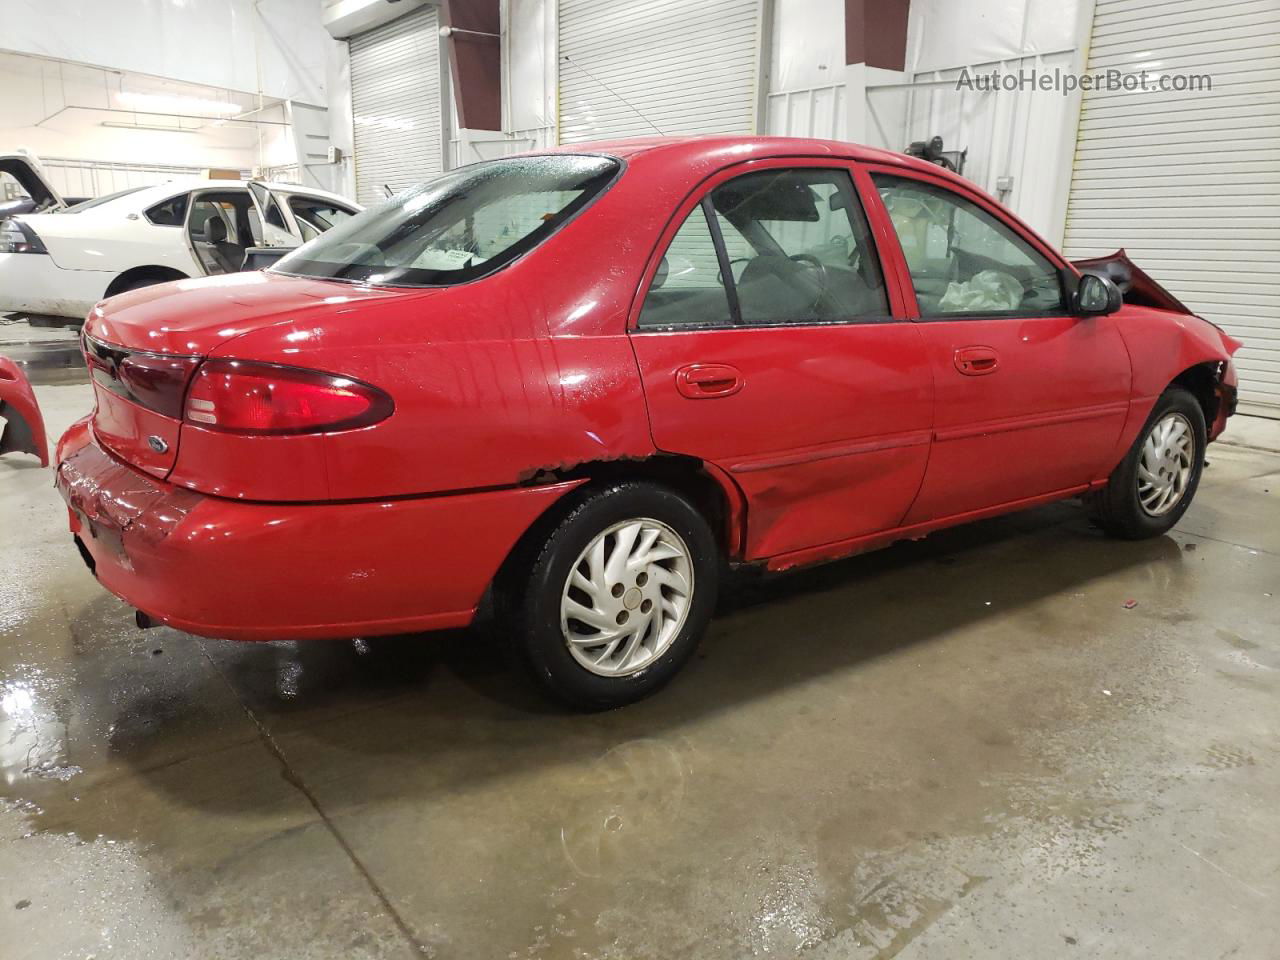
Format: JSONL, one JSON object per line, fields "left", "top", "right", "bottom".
{"left": 55, "top": 421, "right": 582, "bottom": 641}
{"left": 0, "top": 252, "right": 111, "bottom": 319}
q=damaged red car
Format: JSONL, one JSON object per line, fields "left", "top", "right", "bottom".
{"left": 56, "top": 137, "right": 1240, "bottom": 708}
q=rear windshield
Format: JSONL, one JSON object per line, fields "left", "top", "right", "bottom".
{"left": 271, "top": 154, "right": 620, "bottom": 287}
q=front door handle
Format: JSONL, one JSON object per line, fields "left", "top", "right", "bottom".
{"left": 675, "top": 363, "right": 744, "bottom": 399}
{"left": 954, "top": 346, "right": 1000, "bottom": 376}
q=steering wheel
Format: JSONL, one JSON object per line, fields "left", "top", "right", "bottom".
{"left": 789, "top": 253, "right": 829, "bottom": 311}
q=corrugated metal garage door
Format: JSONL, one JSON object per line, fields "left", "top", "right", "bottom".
{"left": 349, "top": 6, "right": 442, "bottom": 207}
{"left": 558, "top": 0, "right": 762, "bottom": 143}
{"left": 1063, "top": 0, "right": 1280, "bottom": 413}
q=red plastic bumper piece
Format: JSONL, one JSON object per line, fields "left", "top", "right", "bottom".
{"left": 0, "top": 355, "right": 48, "bottom": 466}
{"left": 55, "top": 430, "right": 582, "bottom": 641}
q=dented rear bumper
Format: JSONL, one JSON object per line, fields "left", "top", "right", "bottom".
{"left": 55, "top": 423, "right": 583, "bottom": 640}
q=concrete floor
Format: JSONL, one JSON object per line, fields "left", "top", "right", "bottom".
{"left": 2, "top": 376, "right": 1278, "bottom": 960}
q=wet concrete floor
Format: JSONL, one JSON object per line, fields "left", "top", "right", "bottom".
{"left": 2, "top": 380, "right": 1278, "bottom": 959}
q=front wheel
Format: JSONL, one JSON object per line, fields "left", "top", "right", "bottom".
{"left": 1091, "top": 387, "right": 1206, "bottom": 539}
{"left": 512, "top": 482, "right": 719, "bottom": 710}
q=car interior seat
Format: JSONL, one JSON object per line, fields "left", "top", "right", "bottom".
{"left": 202, "top": 216, "right": 245, "bottom": 274}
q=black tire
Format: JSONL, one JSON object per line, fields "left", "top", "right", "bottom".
{"left": 511, "top": 482, "right": 719, "bottom": 710}
{"left": 1091, "top": 387, "right": 1206, "bottom": 539}
{"left": 111, "top": 273, "right": 180, "bottom": 297}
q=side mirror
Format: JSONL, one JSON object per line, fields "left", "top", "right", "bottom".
{"left": 1074, "top": 272, "right": 1123, "bottom": 316}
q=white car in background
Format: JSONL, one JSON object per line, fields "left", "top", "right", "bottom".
{"left": 0, "top": 162, "right": 360, "bottom": 323}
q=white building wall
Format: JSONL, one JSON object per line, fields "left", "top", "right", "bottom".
{"left": 4, "top": 0, "right": 338, "bottom": 106}
{"left": 764, "top": 0, "right": 848, "bottom": 140}
{"left": 0, "top": 54, "right": 288, "bottom": 183}
{"left": 864, "top": 0, "right": 1088, "bottom": 242}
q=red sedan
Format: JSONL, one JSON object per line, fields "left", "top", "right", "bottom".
{"left": 55, "top": 137, "right": 1240, "bottom": 708}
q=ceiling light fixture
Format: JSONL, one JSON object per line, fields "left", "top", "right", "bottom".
{"left": 118, "top": 91, "right": 243, "bottom": 116}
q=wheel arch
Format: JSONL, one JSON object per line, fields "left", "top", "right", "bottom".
{"left": 104, "top": 265, "right": 189, "bottom": 298}
{"left": 1169, "top": 360, "right": 1226, "bottom": 431}
{"left": 489, "top": 454, "right": 748, "bottom": 613}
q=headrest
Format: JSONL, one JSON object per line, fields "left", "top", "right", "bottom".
{"left": 205, "top": 216, "right": 227, "bottom": 243}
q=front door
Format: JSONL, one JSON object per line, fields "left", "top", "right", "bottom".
{"left": 866, "top": 168, "right": 1132, "bottom": 523}
{"left": 628, "top": 160, "right": 933, "bottom": 561}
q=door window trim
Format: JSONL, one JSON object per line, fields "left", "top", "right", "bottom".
{"left": 630, "top": 158, "right": 902, "bottom": 333}
{"left": 859, "top": 163, "right": 1077, "bottom": 323}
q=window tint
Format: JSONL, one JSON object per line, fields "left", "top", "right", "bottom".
{"left": 638, "top": 204, "right": 733, "bottom": 329}
{"left": 873, "top": 174, "right": 1064, "bottom": 316}
{"left": 273, "top": 155, "right": 619, "bottom": 286}
{"left": 145, "top": 193, "right": 189, "bottom": 226}
{"left": 710, "top": 169, "right": 889, "bottom": 324}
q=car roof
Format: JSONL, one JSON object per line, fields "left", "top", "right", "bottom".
{"left": 536, "top": 134, "right": 969, "bottom": 188}
{"left": 93, "top": 178, "right": 358, "bottom": 212}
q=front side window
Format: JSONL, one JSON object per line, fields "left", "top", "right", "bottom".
{"left": 273, "top": 155, "right": 619, "bottom": 286}
{"left": 639, "top": 167, "right": 889, "bottom": 329}
{"left": 873, "top": 174, "right": 1064, "bottom": 317}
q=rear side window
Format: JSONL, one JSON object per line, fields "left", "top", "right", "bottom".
{"left": 145, "top": 193, "right": 190, "bottom": 226}
{"left": 638, "top": 205, "right": 734, "bottom": 328}
{"left": 272, "top": 155, "right": 619, "bottom": 287}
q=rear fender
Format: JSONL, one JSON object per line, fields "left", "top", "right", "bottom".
{"left": 0, "top": 355, "right": 48, "bottom": 466}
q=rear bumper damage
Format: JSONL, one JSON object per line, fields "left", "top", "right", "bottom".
{"left": 55, "top": 424, "right": 582, "bottom": 641}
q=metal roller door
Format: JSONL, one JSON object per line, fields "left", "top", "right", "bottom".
{"left": 1062, "top": 0, "right": 1280, "bottom": 413}
{"left": 558, "top": 0, "right": 762, "bottom": 143}
{"left": 349, "top": 6, "right": 443, "bottom": 207}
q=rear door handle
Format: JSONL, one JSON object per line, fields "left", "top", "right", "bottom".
{"left": 954, "top": 346, "right": 1000, "bottom": 376}
{"left": 675, "top": 363, "right": 744, "bottom": 399}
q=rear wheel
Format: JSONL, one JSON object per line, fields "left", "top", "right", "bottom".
{"left": 1092, "top": 387, "right": 1205, "bottom": 539}
{"left": 512, "top": 482, "right": 719, "bottom": 710}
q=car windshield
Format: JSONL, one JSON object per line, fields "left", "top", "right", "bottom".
{"left": 271, "top": 154, "right": 620, "bottom": 286}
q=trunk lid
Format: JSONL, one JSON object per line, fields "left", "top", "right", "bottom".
{"left": 83, "top": 271, "right": 415, "bottom": 477}
{"left": 0, "top": 151, "right": 65, "bottom": 218}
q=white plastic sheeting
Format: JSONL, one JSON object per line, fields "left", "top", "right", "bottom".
{"left": 764, "top": 0, "right": 847, "bottom": 139}
{"left": 3, "top": 0, "right": 338, "bottom": 105}
{"left": 768, "top": 0, "right": 845, "bottom": 92}
{"left": 863, "top": 0, "right": 1083, "bottom": 240}
{"left": 905, "top": 0, "right": 1081, "bottom": 74}
{"left": 508, "top": 0, "right": 557, "bottom": 138}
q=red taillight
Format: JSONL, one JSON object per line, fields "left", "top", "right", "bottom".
{"left": 183, "top": 360, "right": 393, "bottom": 435}
{"left": 83, "top": 334, "right": 199, "bottom": 419}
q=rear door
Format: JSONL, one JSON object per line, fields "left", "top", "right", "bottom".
{"left": 865, "top": 166, "right": 1132, "bottom": 523}
{"left": 248, "top": 182, "right": 301, "bottom": 248}
{"left": 629, "top": 159, "right": 933, "bottom": 562}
